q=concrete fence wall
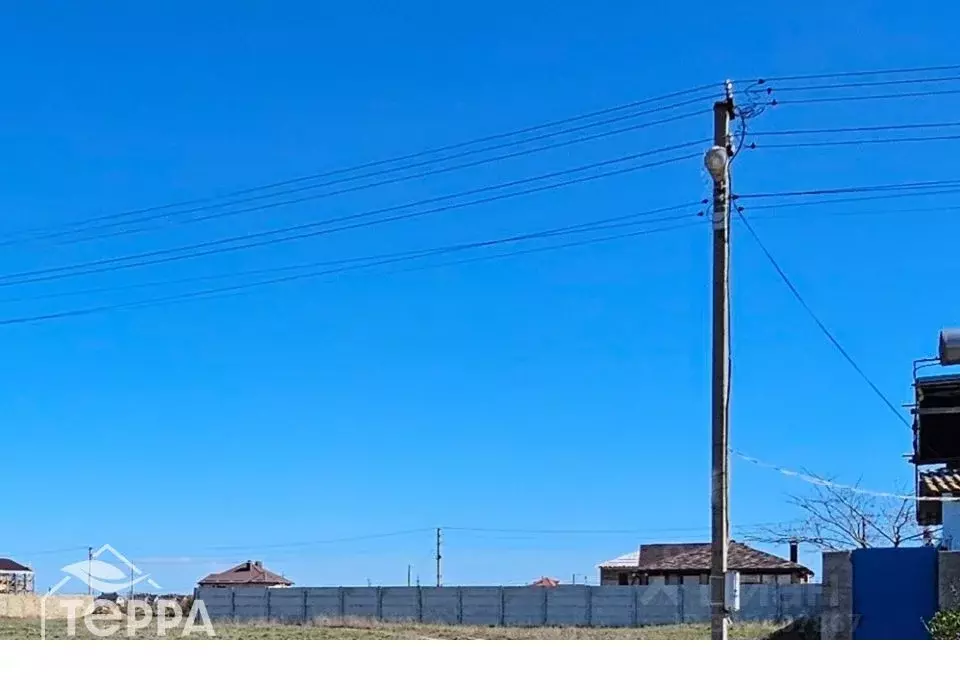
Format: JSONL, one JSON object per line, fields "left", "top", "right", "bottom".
{"left": 197, "top": 584, "right": 821, "bottom": 627}
{"left": 0, "top": 594, "right": 96, "bottom": 619}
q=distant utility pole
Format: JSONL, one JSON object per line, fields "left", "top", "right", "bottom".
{"left": 435, "top": 528, "right": 442, "bottom": 587}
{"left": 704, "top": 80, "right": 735, "bottom": 641}
{"left": 87, "top": 547, "right": 93, "bottom": 595}
{"left": 407, "top": 564, "right": 412, "bottom": 587}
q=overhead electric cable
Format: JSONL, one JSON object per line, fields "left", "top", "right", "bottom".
{"left": 16, "top": 85, "right": 719, "bottom": 236}
{"left": 747, "top": 133, "right": 960, "bottom": 149}
{"left": 0, "top": 148, "right": 702, "bottom": 288}
{"left": 0, "top": 203, "right": 703, "bottom": 305}
{"left": 0, "top": 216, "right": 702, "bottom": 328}
{"left": 734, "top": 206, "right": 911, "bottom": 428}
{"left": 749, "top": 63, "right": 960, "bottom": 84}
{"left": 739, "top": 187, "right": 960, "bottom": 212}
{"left": 38, "top": 107, "right": 710, "bottom": 247}
{"left": 734, "top": 179, "right": 960, "bottom": 200}
{"left": 751, "top": 121, "right": 960, "bottom": 136}
{"left": 768, "top": 74, "right": 960, "bottom": 93}
{"left": 775, "top": 87, "right": 960, "bottom": 105}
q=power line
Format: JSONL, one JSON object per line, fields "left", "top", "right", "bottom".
{"left": 16, "top": 64, "right": 960, "bottom": 243}
{"left": 775, "top": 87, "right": 960, "bottom": 105}
{"left": 767, "top": 74, "right": 960, "bottom": 93}
{"left": 126, "top": 522, "right": 786, "bottom": 562}
{"left": 130, "top": 523, "right": 793, "bottom": 563}
{"left": 30, "top": 106, "right": 710, "bottom": 248}
{"left": 0, "top": 147, "right": 702, "bottom": 288}
{"left": 0, "top": 221, "right": 702, "bottom": 327}
{"left": 733, "top": 206, "right": 911, "bottom": 428}
{"left": 747, "top": 200, "right": 960, "bottom": 220}
{"left": 11, "top": 545, "right": 89, "bottom": 557}
{"left": 750, "top": 63, "right": 960, "bottom": 84}
{"left": 747, "top": 133, "right": 960, "bottom": 149}
{"left": 0, "top": 204, "right": 703, "bottom": 305}
{"left": 734, "top": 179, "right": 960, "bottom": 200}
{"left": 440, "top": 522, "right": 781, "bottom": 535}
{"left": 17, "top": 84, "right": 720, "bottom": 237}
{"left": 0, "top": 217, "right": 703, "bottom": 328}
{"left": 738, "top": 186, "right": 960, "bottom": 212}
{"left": 195, "top": 528, "right": 436, "bottom": 554}
{"left": 80, "top": 81, "right": 960, "bottom": 241}
{"left": 384, "top": 220, "right": 697, "bottom": 277}
{"left": 751, "top": 121, "right": 960, "bottom": 136}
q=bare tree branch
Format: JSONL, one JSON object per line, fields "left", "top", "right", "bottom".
{"left": 743, "top": 470, "right": 926, "bottom": 551}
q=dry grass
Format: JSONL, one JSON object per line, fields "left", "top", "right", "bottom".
{"left": 0, "top": 615, "right": 782, "bottom": 640}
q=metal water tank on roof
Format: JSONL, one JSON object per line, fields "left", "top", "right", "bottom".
{"left": 940, "top": 328, "right": 960, "bottom": 366}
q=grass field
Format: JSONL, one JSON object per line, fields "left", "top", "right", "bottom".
{"left": 0, "top": 616, "right": 785, "bottom": 640}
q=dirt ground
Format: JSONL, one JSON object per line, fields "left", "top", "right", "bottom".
{"left": 0, "top": 616, "right": 783, "bottom": 640}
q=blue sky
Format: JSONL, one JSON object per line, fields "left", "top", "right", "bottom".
{"left": 2, "top": 1, "right": 959, "bottom": 592}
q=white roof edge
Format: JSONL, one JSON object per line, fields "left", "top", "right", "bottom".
{"left": 596, "top": 550, "right": 640, "bottom": 569}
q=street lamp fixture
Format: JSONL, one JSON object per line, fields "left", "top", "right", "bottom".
{"left": 704, "top": 145, "right": 728, "bottom": 182}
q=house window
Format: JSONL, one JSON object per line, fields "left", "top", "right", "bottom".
{"left": 618, "top": 572, "right": 629, "bottom": 586}
{"left": 740, "top": 573, "right": 762, "bottom": 584}
{"left": 665, "top": 574, "right": 681, "bottom": 586}
{"left": 681, "top": 574, "right": 700, "bottom": 586}
{"left": 648, "top": 575, "right": 666, "bottom": 586}
{"left": 776, "top": 574, "right": 792, "bottom": 585}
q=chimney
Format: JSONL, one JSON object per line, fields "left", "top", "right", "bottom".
{"left": 245, "top": 560, "right": 253, "bottom": 569}
{"left": 254, "top": 561, "right": 263, "bottom": 568}
{"left": 789, "top": 540, "right": 799, "bottom": 564}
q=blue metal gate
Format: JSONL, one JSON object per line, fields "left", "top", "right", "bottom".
{"left": 852, "top": 547, "right": 938, "bottom": 640}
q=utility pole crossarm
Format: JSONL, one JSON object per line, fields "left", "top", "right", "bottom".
{"left": 705, "top": 80, "right": 735, "bottom": 641}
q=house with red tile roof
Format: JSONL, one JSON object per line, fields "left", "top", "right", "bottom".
{"left": 530, "top": 576, "right": 560, "bottom": 587}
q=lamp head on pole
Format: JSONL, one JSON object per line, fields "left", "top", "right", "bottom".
{"left": 704, "top": 145, "right": 728, "bottom": 182}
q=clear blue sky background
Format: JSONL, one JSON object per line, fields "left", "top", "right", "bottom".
{"left": 2, "top": 1, "right": 959, "bottom": 592}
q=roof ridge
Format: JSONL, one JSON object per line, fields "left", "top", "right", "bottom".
{"left": 598, "top": 541, "right": 813, "bottom": 575}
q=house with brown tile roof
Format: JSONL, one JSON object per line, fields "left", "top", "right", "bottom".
{"left": 0, "top": 557, "right": 33, "bottom": 593}
{"left": 917, "top": 467, "right": 960, "bottom": 525}
{"left": 597, "top": 541, "right": 812, "bottom": 586}
{"left": 197, "top": 560, "right": 293, "bottom": 588}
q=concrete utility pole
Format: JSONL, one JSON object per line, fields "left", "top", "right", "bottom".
{"left": 87, "top": 546, "right": 93, "bottom": 595}
{"left": 704, "top": 80, "right": 735, "bottom": 641}
{"left": 435, "top": 528, "right": 442, "bottom": 587}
